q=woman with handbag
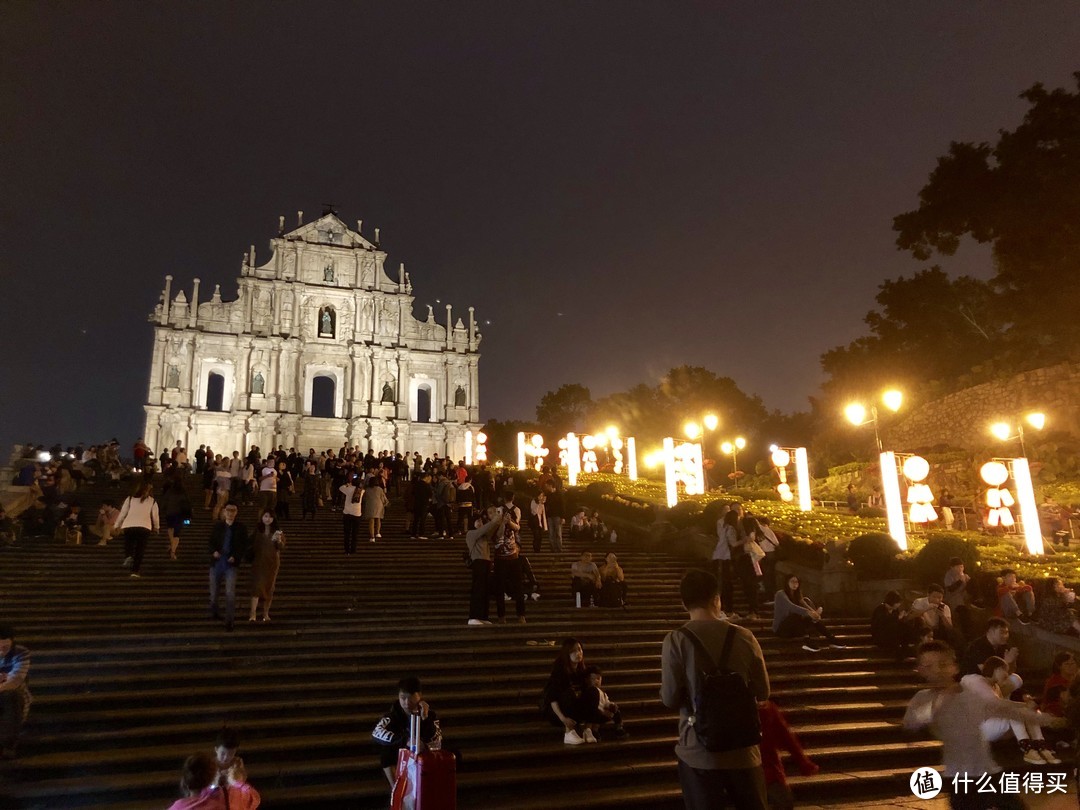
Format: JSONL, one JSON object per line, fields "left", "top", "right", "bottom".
{"left": 772, "top": 575, "right": 845, "bottom": 652}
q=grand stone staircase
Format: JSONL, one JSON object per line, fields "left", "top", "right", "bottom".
{"left": 0, "top": 474, "right": 937, "bottom": 809}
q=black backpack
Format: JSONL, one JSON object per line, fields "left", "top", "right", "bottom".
{"left": 680, "top": 626, "right": 761, "bottom": 752}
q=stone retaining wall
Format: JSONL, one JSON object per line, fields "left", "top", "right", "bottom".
{"left": 884, "top": 361, "right": 1080, "bottom": 450}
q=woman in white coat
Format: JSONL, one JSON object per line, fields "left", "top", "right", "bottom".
{"left": 361, "top": 476, "right": 390, "bottom": 542}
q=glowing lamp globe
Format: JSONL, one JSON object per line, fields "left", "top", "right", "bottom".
{"left": 557, "top": 438, "right": 567, "bottom": 450}
{"left": 684, "top": 422, "right": 702, "bottom": 440}
{"left": 981, "top": 461, "right": 1009, "bottom": 487}
{"left": 845, "top": 403, "right": 867, "bottom": 426}
{"left": 1026, "top": 412, "right": 1046, "bottom": 431}
{"left": 703, "top": 414, "right": 719, "bottom": 431}
{"left": 990, "top": 422, "right": 1012, "bottom": 442}
{"left": 771, "top": 448, "right": 791, "bottom": 468}
{"left": 902, "top": 455, "right": 930, "bottom": 482}
{"left": 611, "top": 438, "right": 623, "bottom": 450}
{"left": 735, "top": 437, "right": 746, "bottom": 450}
{"left": 882, "top": 390, "right": 903, "bottom": 412}
{"left": 531, "top": 434, "right": 544, "bottom": 448}
{"left": 582, "top": 435, "right": 597, "bottom": 450}
{"left": 605, "top": 425, "right": 619, "bottom": 439}
{"left": 721, "top": 442, "right": 733, "bottom": 455}
{"left": 476, "top": 432, "right": 487, "bottom": 444}
{"left": 777, "top": 483, "right": 793, "bottom": 502}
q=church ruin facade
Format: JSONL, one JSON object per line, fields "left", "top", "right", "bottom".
{"left": 142, "top": 210, "right": 482, "bottom": 459}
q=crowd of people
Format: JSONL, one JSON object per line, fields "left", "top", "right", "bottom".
{"left": 12, "top": 439, "right": 1080, "bottom": 810}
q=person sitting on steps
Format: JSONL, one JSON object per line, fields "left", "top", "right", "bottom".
{"left": 585, "top": 665, "right": 629, "bottom": 739}
{"left": 372, "top": 675, "right": 442, "bottom": 788}
{"left": 597, "top": 551, "right": 629, "bottom": 608}
{"left": 996, "top": 569, "right": 1035, "bottom": 624}
{"left": 772, "top": 575, "right": 845, "bottom": 653}
{"left": 543, "top": 638, "right": 607, "bottom": 745}
{"left": 571, "top": 551, "right": 601, "bottom": 608}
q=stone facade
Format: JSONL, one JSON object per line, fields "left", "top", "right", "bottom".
{"left": 885, "top": 362, "right": 1080, "bottom": 451}
{"left": 142, "top": 211, "right": 482, "bottom": 458}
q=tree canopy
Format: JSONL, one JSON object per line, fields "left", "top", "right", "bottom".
{"left": 893, "top": 72, "right": 1080, "bottom": 360}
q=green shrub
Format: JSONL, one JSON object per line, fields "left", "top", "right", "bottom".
{"left": 667, "top": 500, "right": 703, "bottom": 530}
{"left": 701, "top": 500, "right": 729, "bottom": 531}
{"left": 777, "top": 532, "right": 827, "bottom": 568}
{"left": 847, "top": 532, "right": 902, "bottom": 580}
{"left": 911, "top": 533, "right": 981, "bottom": 591}
{"left": 585, "top": 481, "right": 616, "bottom": 497}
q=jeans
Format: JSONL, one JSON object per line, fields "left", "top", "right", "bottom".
{"left": 0, "top": 690, "right": 26, "bottom": 749}
{"left": 1000, "top": 588, "right": 1035, "bottom": 618}
{"left": 469, "top": 559, "right": 492, "bottom": 620}
{"left": 548, "top": 517, "right": 564, "bottom": 552}
{"left": 124, "top": 527, "right": 151, "bottom": 573}
{"left": 677, "top": 759, "right": 767, "bottom": 810}
{"left": 208, "top": 564, "right": 237, "bottom": 623}
{"left": 342, "top": 514, "right": 361, "bottom": 554}
{"left": 493, "top": 557, "right": 524, "bottom": 618}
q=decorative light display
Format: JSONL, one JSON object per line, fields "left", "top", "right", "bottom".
{"left": 465, "top": 430, "right": 488, "bottom": 465}
{"left": 981, "top": 461, "right": 1015, "bottom": 528}
{"left": 563, "top": 433, "right": 582, "bottom": 486}
{"left": 982, "top": 458, "right": 1044, "bottom": 555}
{"left": 879, "top": 451, "right": 908, "bottom": 550}
{"left": 516, "top": 432, "right": 549, "bottom": 471}
{"left": 626, "top": 437, "right": 638, "bottom": 481}
{"left": 580, "top": 434, "right": 600, "bottom": 473}
{"left": 770, "top": 445, "right": 812, "bottom": 512}
{"left": 662, "top": 437, "right": 705, "bottom": 508}
{"left": 902, "top": 455, "right": 937, "bottom": 525}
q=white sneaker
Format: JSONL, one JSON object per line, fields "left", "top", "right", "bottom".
{"left": 467, "top": 619, "right": 486, "bottom": 626}
{"left": 564, "top": 730, "right": 585, "bottom": 745}
{"left": 583, "top": 729, "right": 598, "bottom": 743}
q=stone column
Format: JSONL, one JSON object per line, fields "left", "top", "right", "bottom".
{"left": 269, "top": 339, "right": 281, "bottom": 409}
{"left": 184, "top": 337, "right": 198, "bottom": 409}
{"left": 445, "top": 304, "right": 453, "bottom": 350}
{"left": 161, "top": 276, "right": 173, "bottom": 325}
{"left": 189, "top": 278, "right": 200, "bottom": 329}
{"left": 238, "top": 340, "right": 253, "bottom": 411}
{"left": 469, "top": 357, "right": 479, "bottom": 422}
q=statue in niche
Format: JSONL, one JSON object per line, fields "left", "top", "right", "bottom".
{"left": 324, "top": 262, "right": 335, "bottom": 282}
{"left": 381, "top": 380, "right": 395, "bottom": 403}
{"left": 319, "top": 307, "right": 334, "bottom": 337}
{"left": 166, "top": 365, "right": 180, "bottom": 389}
{"left": 454, "top": 385, "right": 467, "bottom": 407}
{"left": 252, "top": 372, "right": 265, "bottom": 395}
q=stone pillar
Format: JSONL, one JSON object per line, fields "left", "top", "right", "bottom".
{"left": 238, "top": 341, "right": 253, "bottom": 411}
{"left": 468, "top": 307, "right": 476, "bottom": 350}
{"left": 270, "top": 339, "right": 281, "bottom": 409}
{"left": 272, "top": 283, "right": 282, "bottom": 335}
{"left": 161, "top": 276, "right": 173, "bottom": 325}
{"left": 445, "top": 305, "right": 453, "bottom": 350}
{"left": 184, "top": 337, "right": 198, "bottom": 409}
{"left": 189, "top": 278, "right": 200, "bottom": 329}
{"left": 469, "top": 358, "right": 479, "bottom": 422}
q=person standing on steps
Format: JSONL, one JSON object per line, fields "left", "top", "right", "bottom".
{"left": 160, "top": 469, "right": 192, "bottom": 561}
{"left": 545, "top": 480, "right": 565, "bottom": 553}
{"left": 661, "top": 569, "right": 771, "bottom": 810}
{"left": 340, "top": 473, "right": 363, "bottom": 554}
{"left": 300, "top": 460, "right": 319, "bottom": 521}
{"left": 208, "top": 504, "right": 251, "bottom": 632}
{"left": 465, "top": 506, "right": 505, "bottom": 625}
{"left": 114, "top": 477, "right": 159, "bottom": 579}
{"left": 410, "top": 472, "right": 433, "bottom": 539}
{"left": 258, "top": 460, "right": 277, "bottom": 514}
{"left": 248, "top": 510, "right": 284, "bottom": 623}
{"left": 492, "top": 491, "right": 526, "bottom": 624}
{"left": 361, "top": 475, "right": 389, "bottom": 542}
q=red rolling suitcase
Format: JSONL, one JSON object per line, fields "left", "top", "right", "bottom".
{"left": 390, "top": 713, "right": 457, "bottom": 810}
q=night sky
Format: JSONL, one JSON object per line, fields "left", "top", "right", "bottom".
{"left": 2, "top": 3, "right": 1078, "bottom": 453}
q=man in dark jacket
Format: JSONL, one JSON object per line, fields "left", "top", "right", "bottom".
{"left": 410, "top": 473, "right": 434, "bottom": 539}
{"left": 960, "top": 617, "right": 1018, "bottom": 676}
{"left": 208, "top": 504, "right": 251, "bottom": 631}
{"left": 372, "top": 676, "right": 442, "bottom": 786}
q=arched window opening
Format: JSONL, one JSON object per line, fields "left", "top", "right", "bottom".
{"left": 206, "top": 373, "right": 225, "bottom": 412}
{"left": 311, "top": 375, "right": 336, "bottom": 418}
{"left": 416, "top": 384, "right": 432, "bottom": 423}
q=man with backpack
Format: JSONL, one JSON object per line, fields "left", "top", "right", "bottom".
{"left": 660, "top": 569, "right": 770, "bottom": 810}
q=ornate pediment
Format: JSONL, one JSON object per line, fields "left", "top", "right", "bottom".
{"left": 284, "top": 213, "right": 375, "bottom": 250}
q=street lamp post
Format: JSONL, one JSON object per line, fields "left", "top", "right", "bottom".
{"left": 990, "top": 412, "right": 1045, "bottom": 458}
{"left": 720, "top": 437, "right": 747, "bottom": 488}
{"left": 845, "top": 389, "right": 904, "bottom": 452}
